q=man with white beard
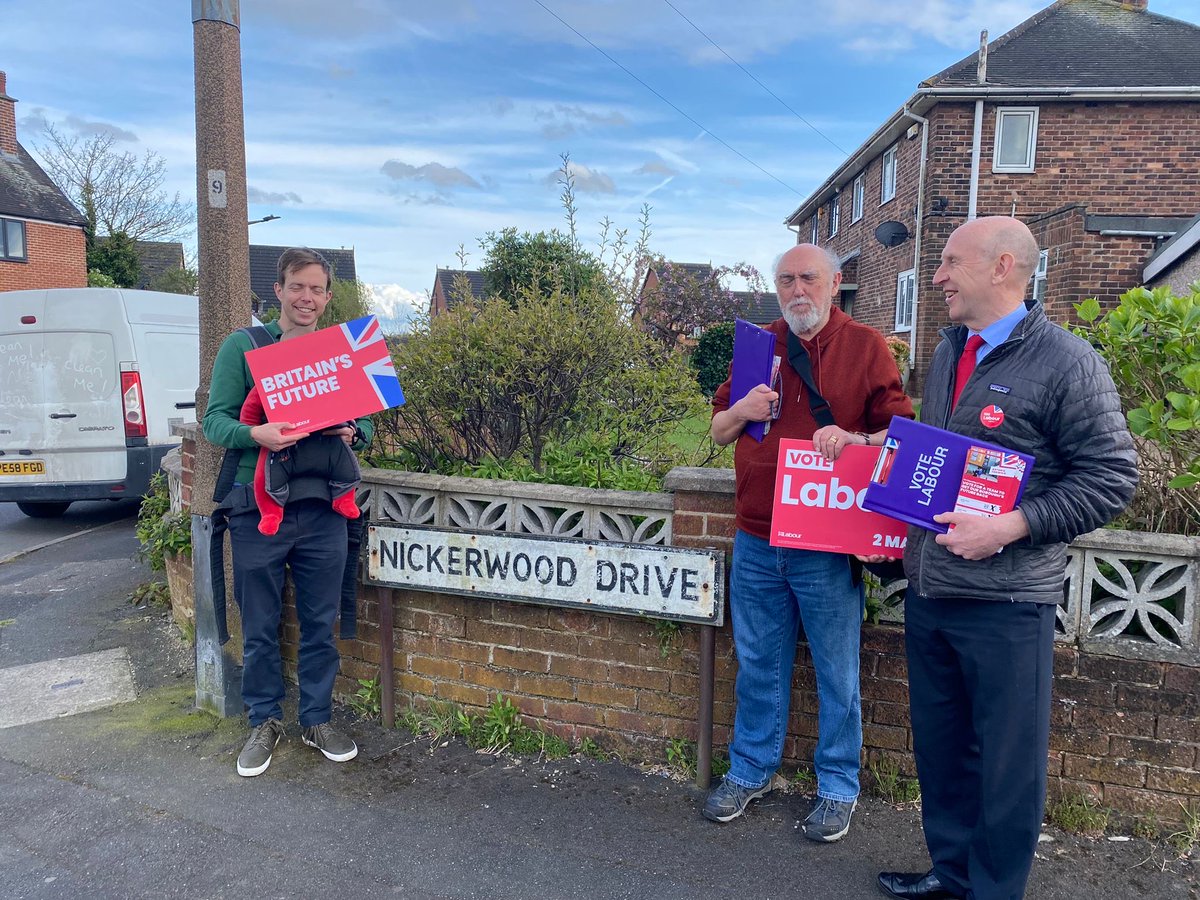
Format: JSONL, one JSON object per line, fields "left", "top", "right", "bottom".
{"left": 707, "top": 243, "right": 913, "bottom": 841}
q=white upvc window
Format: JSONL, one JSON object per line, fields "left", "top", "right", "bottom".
{"left": 1032, "top": 249, "right": 1049, "bottom": 302}
{"left": 993, "top": 107, "right": 1039, "bottom": 173}
{"left": 829, "top": 194, "right": 840, "bottom": 237}
{"left": 895, "top": 268, "right": 915, "bottom": 331}
{"left": 881, "top": 145, "right": 898, "bottom": 204}
{"left": 811, "top": 215, "right": 819, "bottom": 244}
{"left": 851, "top": 174, "right": 865, "bottom": 222}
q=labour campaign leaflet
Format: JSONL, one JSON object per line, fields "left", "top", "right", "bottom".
{"left": 862, "top": 416, "right": 1034, "bottom": 533}
{"left": 770, "top": 440, "right": 908, "bottom": 558}
{"left": 245, "top": 314, "right": 405, "bottom": 434}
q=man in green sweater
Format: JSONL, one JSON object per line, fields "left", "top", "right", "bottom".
{"left": 203, "top": 247, "right": 374, "bottom": 777}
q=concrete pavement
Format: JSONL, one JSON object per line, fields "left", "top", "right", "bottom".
{"left": 0, "top": 524, "right": 1196, "bottom": 899}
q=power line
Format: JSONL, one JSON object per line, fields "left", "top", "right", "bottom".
{"left": 531, "top": 0, "right": 803, "bottom": 195}
{"left": 661, "top": 0, "right": 848, "bottom": 156}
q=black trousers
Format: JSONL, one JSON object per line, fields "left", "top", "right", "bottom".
{"left": 904, "top": 588, "right": 1056, "bottom": 900}
{"left": 229, "top": 500, "right": 348, "bottom": 728}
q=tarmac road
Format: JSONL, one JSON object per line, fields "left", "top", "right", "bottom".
{"left": 0, "top": 523, "right": 1196, "bottom": 899}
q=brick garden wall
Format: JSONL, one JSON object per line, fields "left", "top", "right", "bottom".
{"left": 173, "top": 428, "right": 1200, "bottom": 825}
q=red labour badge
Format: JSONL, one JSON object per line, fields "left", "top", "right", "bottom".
{"left": 980, "top": 405, "right": 1005, "bottom": 428}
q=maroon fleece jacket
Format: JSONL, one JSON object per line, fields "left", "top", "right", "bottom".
{"left": 712, "top": 308, "right": 914, "bottom": 540}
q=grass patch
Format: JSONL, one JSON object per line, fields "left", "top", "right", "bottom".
{"left": 578, "top": 737, "right": 608, "bottom": 760}
{"left": 1046, "top": 792, "right": 1110, "bottom": 837}
{"left": 130, "top": 581, "right": 171, "bottom": 608}
{"left": 401, "top": 696, "right": 571, "bottom": 760}
{"left": 398, "top": 700, "right": 464, "bottom": 745}
{"left": 659, "top": 408, "right": 732, "bottom": 467}
{"left": 868, "top": 756, "right": 921, "bottom": 804}
{"left": 647, "top": 618, "right": 681, "bottom": 658}
{"left": 1168, "top": 803, "right": 1200, "bottom": 857}
{"left": 664, "top": 738, "right": 729, "bottom": 780}
{"left": 790, "top": 766, "right": 817, "bottom": 791}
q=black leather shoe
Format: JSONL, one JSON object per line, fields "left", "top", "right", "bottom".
{"left": 877, "top": 869, "right": 958, "bottom": 899}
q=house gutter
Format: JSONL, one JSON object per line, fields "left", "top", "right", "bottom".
{"left": 901, "top": 107, "right": 929, "bottom": 376}
{"left": 968, "top": 31, "right": 988, "bottom": 221}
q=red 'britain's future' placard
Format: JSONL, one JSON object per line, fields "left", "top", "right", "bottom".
{"left": 245, "top": 315, "right": 404, "bottom": 434}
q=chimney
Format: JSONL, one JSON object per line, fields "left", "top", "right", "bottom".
{"left": 0, "top": 71, "right": 17, "bottom": 155}
{"left": 977, "top": 30, "right": 989, "bottom": 84}
{"left": 1120, "top": 0, "right": 1148, "bottom": 9}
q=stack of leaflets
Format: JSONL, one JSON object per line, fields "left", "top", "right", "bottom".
{"left": 863, "top": 417, "right": 1034, "bottom": 534}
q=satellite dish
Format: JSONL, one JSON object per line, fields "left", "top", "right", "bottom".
{"left": 874, "top": 221, "right": 910, "bottom": 248}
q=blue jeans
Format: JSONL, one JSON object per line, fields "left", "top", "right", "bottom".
{"left": 229, "top": 499, "right": 348, "bottom": 728}
{"left": 726, "top": 530, "right": 864, "bottom": 802}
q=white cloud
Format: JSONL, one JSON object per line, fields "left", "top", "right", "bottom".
{"left": 369, "top": 283, "right": 426, "bottom": 333}
{"left": 548, "top": 161, "right": 616, "bottom": 195}
{"left": 634, "top": 160, "right": 679, "bottom": 177}
{"left": 247, "top": 186, "right": 304, "bottom": 205}
{"left": 380, "top": 160, "right": 484, "bottom": 191}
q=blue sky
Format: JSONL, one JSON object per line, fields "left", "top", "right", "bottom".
{"left": 4, "top": 0, "right": 1200, "bottom": 330}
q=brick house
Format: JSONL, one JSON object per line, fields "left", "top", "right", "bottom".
{"left": 783, "top": 0, "right": 1200, "bottom": 391}
{"left": 0, "top": 70, "right": 87, "bottom": 291}
{"left": 429, "top": 268, "right": 487, "bottom": 317}
{"left": 248, "top": 243, "right": 357, "bottom": 315}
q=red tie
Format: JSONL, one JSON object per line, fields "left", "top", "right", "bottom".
{"left": 953, "top": 334, "right": 985, "bottom": 408}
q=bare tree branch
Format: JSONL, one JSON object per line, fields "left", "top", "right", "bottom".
{"left": 35, "top": 123, "right": 194, "bottom": 242}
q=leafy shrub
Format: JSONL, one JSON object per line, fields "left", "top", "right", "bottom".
{"left": 135, "top": 472, "right": 191, "bottom": 571}
{"left": 375, "top": 282, "right": 709, "bottom": 487}
{"left": 1075, "top": 286, "right": 1200, "bottom": 535}
{"left": 691, "top": 321, "right": 736, "bottom": 397}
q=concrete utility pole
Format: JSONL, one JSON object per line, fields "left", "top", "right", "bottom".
{"left": 191, "top": 0, "right": 250, "bottom": 716}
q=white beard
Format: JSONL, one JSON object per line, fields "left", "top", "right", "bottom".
{"left": 782, "top": 303, "right": 823, "bottom": 336}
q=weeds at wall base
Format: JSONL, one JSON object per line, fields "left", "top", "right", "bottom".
{"left": 1046, "top": 791, "right": 1111, "bottom": 838}
{"left": 396, "top": 695, "right": 581, "bottom": 762}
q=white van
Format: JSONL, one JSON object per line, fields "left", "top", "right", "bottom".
{"left": 0, "top": 287, "right": 199, "bottom": 517}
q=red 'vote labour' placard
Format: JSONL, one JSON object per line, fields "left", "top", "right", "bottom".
{"left": 770, "top": 439, "right": 908, "bottom": 558}
{"left": 244, "top": 315, "right": 405, "bottom": 434}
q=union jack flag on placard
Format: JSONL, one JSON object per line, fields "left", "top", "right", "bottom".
{"left": 341, "top": 316, "right": 405, "bottom": 410}
{"left": 245, "top": 313, "right": 406, "bottom": 434}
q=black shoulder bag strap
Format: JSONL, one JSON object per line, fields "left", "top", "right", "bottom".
{"left": 786, "top": 329, "right": 836, "bottom": 428}
{"left": 209, "top": 324, "right": 275, "bottom": 645}
{"left": 787, "top": 330, "right": 899, "bottom": 584}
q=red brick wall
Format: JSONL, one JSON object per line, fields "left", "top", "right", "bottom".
{"left": 0, "top": 220, "right": 87, "bottom": 291}
{"left": 800, "top": 128, "right": 925, "bottom": 346}
{"left": 174, "top": 425, "right": 1199, "bottom": 825}
{"left": 813, "top": 99, "right": 1200, "bottom": 394}
{"left": 339, "top": 480, "right": 1198, "bottom": 825}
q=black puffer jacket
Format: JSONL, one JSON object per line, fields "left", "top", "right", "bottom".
{"left": 904, "top": 303, "right": 1138, "bottom": 605}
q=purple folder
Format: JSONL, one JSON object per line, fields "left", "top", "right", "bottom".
{"left": 730, "top": 319, "right": 777, "bottom": 443}
{"left": 862, "top": 416, "right": 1035, "bottom": 533}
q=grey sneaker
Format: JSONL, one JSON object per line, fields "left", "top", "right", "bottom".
{"left": 301, "top": 722, "right": 358, "bottom": 762}
{"left": 236, "top": 718, "right": 284, "bottom": 777}
{"left": 702, "top": 778, "right": 773, "bottom": 823}
{"left": 802, "top": 796, "right": 857, "bottom": 842}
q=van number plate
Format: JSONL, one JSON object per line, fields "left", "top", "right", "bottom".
{"left": 0, "top": 460, "right": 45, "bottom": 476}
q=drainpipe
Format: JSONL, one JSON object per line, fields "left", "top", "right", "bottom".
{"left": 968, "top": 30, "right": 988, "bottom": 221}
{"left": 902, "top": 107, "right": 928, "bottom": 390}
